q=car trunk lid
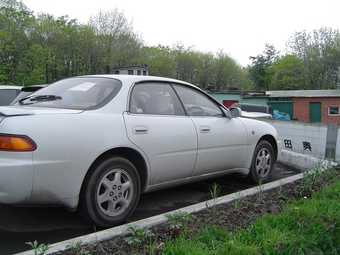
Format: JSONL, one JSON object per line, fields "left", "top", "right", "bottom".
{"left": 0, "top": 106, "right": 83, "bottom": 122}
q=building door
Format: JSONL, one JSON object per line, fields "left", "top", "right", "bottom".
{"left": 309, "top": 102, "right": 321, "bottom": 122}
{"left": 222, "top": 100, "right": 238, "bottom": 108}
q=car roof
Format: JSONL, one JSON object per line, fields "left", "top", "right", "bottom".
{"left": 78, "top": 74, "right": 193, "bottom": 86}
{"left": 74, "top": 75, "right": 203, "bottom": 97}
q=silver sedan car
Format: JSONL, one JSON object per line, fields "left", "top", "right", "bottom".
{"left": 0, "top": 75, "right": 281, "bottom": 227}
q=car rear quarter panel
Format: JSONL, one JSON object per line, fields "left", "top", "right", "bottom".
{"left": 0, "top": 111, "right": 134, "bottom": 209}
{"left": 0, "top": 152, "right": 33, "bottom": 204}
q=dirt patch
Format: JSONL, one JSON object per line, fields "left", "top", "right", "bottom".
{"left": 54, "top": 168, "right": 339, "bottom": 255}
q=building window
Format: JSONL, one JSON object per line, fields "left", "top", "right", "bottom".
{"left": 114, "top": 71, "right": 119, "bottom": 74}
{"left": 128, "top": 70, "right": 133, "bottom": 75}
{"left": 137, "top": 70, "right": 141, "bottom": 75}
{"left": 143, "top": 71, "right": 147, "bottom": 76}
{"left": 328, "top": 106, "right": 339, "bottom": 115}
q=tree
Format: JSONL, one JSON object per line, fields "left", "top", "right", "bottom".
{"left": 171, "top": 44, "right": 199, "bottom": 82}
{"left": 213, "top": 50, "right": 240, "bottom": 91}
{"left": 248, "top": 44, "right": 280, "bottom": 90}
{"left": 269, "top": 55, "right": 307, "bottom": 90}
{"left": 51, "top": 16, "right": 91, "bottom": 79}
{"left": 0, "top": 30, "right": 15, "bottom": 83}
{"left": 0, "top": 0, "right": 34, "bottom": 84}
{"left": 18, "top": 43, "right": 46, "bottom": 85}
{"left": 196, "top": 51, "right": 215, "bottom": 89}
{"left": 76, "top": 24, "right": 97, "bottom": 75}
{"left": 286, "top": 27, "right": 340, "bottom": 89}
{"left": 139, "top": 45, "right": 177, "bottom": 78}
{"left": 28, "top": 13, "right": 60, "bottom": 84}
{"left": 89, "top": 8, "right": 143, "bottom": 73}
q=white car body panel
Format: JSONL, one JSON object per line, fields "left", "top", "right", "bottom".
{"left": 124, "top": 113, "right": 197, "bottom": 185}
{"left": 189, "top": 116, "right": 248, "bottom": 175}
{"left": 0, "top": 152, "right": 33, "bottom": 204}
{"left": 0, "top": 109, "right": 134, "bottom": 208}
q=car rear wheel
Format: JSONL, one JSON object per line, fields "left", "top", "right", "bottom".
{"left": 247, "top": 140, "right": 274, "bottom": 184}
{"left": 78, "top": 157, "right": 141, "bottom": 228}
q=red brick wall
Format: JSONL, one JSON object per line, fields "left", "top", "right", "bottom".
{"left": 293, "top": 97, "right": 340, "bottom": 124}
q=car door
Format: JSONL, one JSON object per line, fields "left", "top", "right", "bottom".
{"left": 123, "top": 82, "right": 198, "bottom": 185}
{"left": 172, "top": 85, "right": 248, "bottom": 176}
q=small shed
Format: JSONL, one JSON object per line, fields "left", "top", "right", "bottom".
{"left": 113, "top": 65, "right": 148, "bottom": 76}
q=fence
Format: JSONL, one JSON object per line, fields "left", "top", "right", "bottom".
{"left": 263, "top": 119, "right": 339, "bottom": 163}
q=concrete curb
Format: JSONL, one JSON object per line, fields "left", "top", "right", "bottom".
{"left": 277, "top": 149, "right": 335, "bottom": 171}
{"left": 16, "top": 150, "right": 330, "bottom": 255}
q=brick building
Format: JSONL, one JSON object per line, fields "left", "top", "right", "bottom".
{"left": 267, "top": 90, "right": 340, "bottom": 124}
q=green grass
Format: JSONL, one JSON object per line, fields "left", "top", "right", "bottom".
{"left": 162, "top": 180, "right": 340, "bottom": 255}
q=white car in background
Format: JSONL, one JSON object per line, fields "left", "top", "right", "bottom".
{"left": 230, "top": 103, "right": 273, "bottom": 119}
{"left": 241, "top": 111, "right": 273, "bottom": 119}
{"left": 0, "top": 85, "right": 21, "bottom": 106}
{"left": 0, "top": 75, "right": 281, "bottom": 227}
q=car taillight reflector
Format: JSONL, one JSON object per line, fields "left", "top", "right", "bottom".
{"left": 0, "top": 134, "right": 37, "bottom": 151}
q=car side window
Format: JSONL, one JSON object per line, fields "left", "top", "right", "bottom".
{"left": 173, "top": 85, "right": 223, "bottom": 116}
{"left": 129, "top": 82, "right": 185, "bottom": 115}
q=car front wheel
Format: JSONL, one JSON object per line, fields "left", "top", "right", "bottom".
{"left": 78, "top": 157, "right": 141, "bottom": 228}
{"left": 247, "top": 140, "right": 274, "bottom": 184}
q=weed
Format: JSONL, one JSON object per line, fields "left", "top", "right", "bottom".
{"left": 205, "top": 182, "right": 222, "bottom": 221}
{"left": 300, "top": 163, "right": 322, "bottom": 194}
{"left": 86, "top": 242, "right": 97, "bottom": 249}
{"left": 319, "top": 159, "right": 338, "bottom": 183}
{"left": 66, "top": 240, "right": 82, "bottom": 252}
{"left": 64, "top": 226, "right": 96, "bottom": 254}
{"left": 124, "top": 223, "right": 155, "bottom": 248}
{"left": 255, "top": 180, "right": 264, "bottom": 200}
{"left": 146, "top": 238, "right": 165, "bottom": 255}
{"left": 300, "top": 159, "right": 336, "bottom": 195}
{"left": 25, "top": 240, "right": 50, "bottom": 255}
{"left": 231, "top": 191, "right": 243, "bottom": 210}
{"left": 165, "top": 211, "right": 194, "bottom": 237}
{"left": 277, "top": 182, "right": 289, "bottom": 200}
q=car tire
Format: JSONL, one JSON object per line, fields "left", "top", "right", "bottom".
{"left": 78, "top": 156, "right": 141, "bottom": 228}
{"left": 247, "top": 140, "right": 274, "bottom": 184}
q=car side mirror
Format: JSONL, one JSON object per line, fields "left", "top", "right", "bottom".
{"left": 222, "top": 106, "right": 242, "bottom": 118}
{"left": 229, "top": 107, "right": 242, "bottom": 117}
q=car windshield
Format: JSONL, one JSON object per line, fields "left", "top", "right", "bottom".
{"left": 18, "top": 77, "right": 122, "bottom": 110}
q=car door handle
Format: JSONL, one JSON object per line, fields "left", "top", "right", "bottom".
{"left": 132, "top": 126, "right": 149, "bottom": 134}
{"left": 200, "top": 126, "right": 211, "bottom": 133}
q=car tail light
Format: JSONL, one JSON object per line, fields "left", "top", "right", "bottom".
{"left": 0, "top": 134, "right": 37, "bottom": 151}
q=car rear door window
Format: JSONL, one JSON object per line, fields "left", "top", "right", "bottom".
{"left": 129, "top": 82, "right": 185, "bottom": 115}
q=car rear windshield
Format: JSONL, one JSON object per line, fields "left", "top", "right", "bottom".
{"left": 18, "top": 77, "right": 122, "bottom": 110}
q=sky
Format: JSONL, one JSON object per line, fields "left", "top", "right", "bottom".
{"left": 22, "top": 0, "right": 340, "bottom": 66}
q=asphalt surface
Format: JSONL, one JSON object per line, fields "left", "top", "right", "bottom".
{"left": 0, "top": 163, "right": 299, "bottom": 254}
